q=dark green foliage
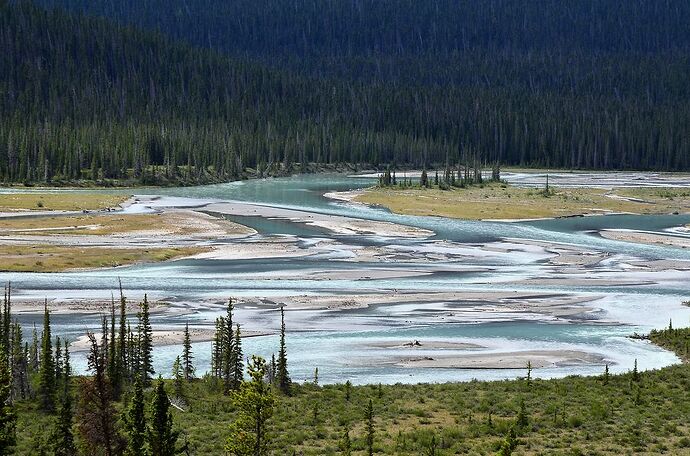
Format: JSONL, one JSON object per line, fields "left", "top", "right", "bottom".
{"left": 137, "top": 295, "right": 154, "bottom": 385}
{"left": 3, "top": 1, "right": 690, "bottom": 188}
{"left": 365, "top": 398, "right": 374, "bottom": 456}
{"left": 0, "top": 348, "right": 16, "bottom": 454}
{"left": 52, "top": 339, "right": 76, "bottom": 456}
{"left": 182, "top": 323, "right": 194, "bottom": 381}
{"left": 148, "top": 379, "right": 178, "bottom": 456}
{"left": 339, "top": 426, "right": 351, "bottom": 456}
{"left": 516, "top": 398, "right": 528, "bottom": 428}
{"left": 222, "top": 300, "right": 235, "bottom": 392}
{"left": 232, "top": 325, "right": 243, "bottom": 388}
{"left": 75, "top": 333, "right": 123, "bottom": 456}
{"left": 497, "top": 427, "right": 518, "bottom": 456}
{"left": 39, "top": 301, "right": 55, "bottom": 412}
{"left": 123, "top": 377, "right": 146, "bottom": 456}
{"left": 276, "top": 307, "right": 291, "bottom": 395}
{"left": 225, "top": 356, "right": 274, "bottom": 456}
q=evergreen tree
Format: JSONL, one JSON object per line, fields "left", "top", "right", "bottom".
{"left": 123, "top": 377, "right": 147, "bottom": 456}
{"left": 52, "top": 340, "right": 76, "bottom": 456}
{"left": 137, "top": 295, "right": 154, "bottom": 385}
{"left": 75, "top": 333, "right": 123, "bottom": 456}
{"left": 222, "top": 299, "right": 235, "bottom": 392}
{"left": 117, "top": 282, "right": 127, "bottom": 383}
{"left": 148, "top": 378, "right": 178, "bottom": 456}
{"left": 29, "top": 325, "right": 39, "bottom": 373}
{"left": 172, "top": 356, "right": 184, "bottom": 400}
{"left": 231, "top": 324, "right": 243, "bottom": 389}
{"left": 10, "top": 322, "right": 28, "bottom": 401}
{"left": 516, "top": 398, "right": 529, "bottom": 428}
{"left": 497, "top": 427, "right": 518, "bottom": 456}
{"left": 182, "top": 323, "right": 194, "bottom": 380}
{"left": 211, "top": 317, "right": 225, "bottom": 378}
{"left": 39, "top": 300, "right": 56, "bottom": 412}
{"left": 276, "top": 306, "right": 290, "bottom": 395}
{"left": 339, "top": 426, "right": 351, "bottom": 456}
{"left": 345, "top": 380, "right": 352, "bottom": 402}
{"left": 0, "top": 349, "right": 16, "bottom": 454}
{"left": 225, "top": 356, "right": 274, "bottom": 456}
{"left": 603, "top": 364, "right": 610, "bottom": 385}
{"left": 108, "top": 296, "right": 121, "bottom": 398}
{"left": 365, "top": 398, "right": 374, "bottom": 456}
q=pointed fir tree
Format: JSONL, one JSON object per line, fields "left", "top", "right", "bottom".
{"left": 211, "top": 316, "right": 225, "bottom": 378}
{"left": 339, "top": 425, "right": 351, "bottom": 456}
{"left": 75, "top": 333, "right": 122, "bottom": 455}
{"left": 276, "top": 306, "right": 291, "bottom": 395}
{"left": 52, "top": 339, "right": 76, "bottom": 456}
{"left": 108, "top": 296, "right": 121, "bottom": 398}
{"left": 148, "top": 378, "right": 178, "bottom": 456}
{"left": 29, "top": 324, "right": 39, "bottom": 373}
{"left": 497, "top": 427, "right": 518, "bottom": 456}
{"left": 117, "top": 282, "right": 127, "bottom": 383}
{"left": 0, "top": 348, "right": 16, "bottom": 453}
{"left": 39, "top": 300, "right": 56, "bottom": 412}
{"left": 172, "top": 356, "right": 184, "bottom": 400}
{"left": 232, "top": 324, "right": 243, "bottom": 389}
{"left": 365, "top": 398, "right": 375, "bottom": 456}
{"left": 222, "top": 299, "right": 235, "bottom": 392}
{"left": 123, "top": 376, "right": 147, "bottom": 456}
{"left": 225, "top": 356, "right": 274, "bottom": 456}
{"left": 137, "top": 295, "right": 154, "bottom": 385}
{"left": 11, "top": 322, "right": 28, "bottom": 400}
{"left": 516, "top": 398, "right": 529, "bottom": 428}
{"left": 182, "top": 323, "right": 194, "bottom": 381}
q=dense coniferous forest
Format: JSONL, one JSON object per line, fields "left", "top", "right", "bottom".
{"left": 2, "top": 0, "right": 690, "bottom": 185}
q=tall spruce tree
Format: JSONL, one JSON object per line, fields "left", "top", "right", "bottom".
{"left": 39, "top": 300, "right": 56, "bottom": 412}
{"left": 225, "top": 356, "right": 274, "bottom": 456}
{"left": 123, "top": 376, "right": 147, "bottom": 456}
{"left": 52, "top": 339, "right": 76, "bottom": 456}
{"left": 365, "top": 399, "right": 374, "bottom": 456}
{"left": 137, "top": 295, "right": 154, "bottom": 385}
{"left": 232, "top": 324, "right": 243, "bottom": 389}
{"left": 276, "top": 306, "right": 291, "bottom": 395}
{"left": 108, "top": 296, "right": 121, "bottom": 398}
{"left": 75, "top": 333, "right": 122, "bottom": 456}
{"left": 222, "top": 299, "right": 235, "bottom": 392}
{"left": 117, "top": 282, "right": 127, "bottom": 383}
{"left": 182, "top": 323, "right": 194, "bottom": 381}
{"left": 0, "top": 348, "right": 16, "bottom": 454}
{"left": 148, "top": 379, "right": 178, "bottom": 456}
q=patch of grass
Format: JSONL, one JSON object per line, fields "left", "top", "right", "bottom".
{"left": 0, "top": 192, "right": 128, "bottom": 212}
{"left": 356, "top": 184, "right": 690, "bottom": 220}
{"left": 0, "top": 244, "right": 206, "bottom": 272}
{"left": 0, "top": 211, "right": 250, "bottom": 236}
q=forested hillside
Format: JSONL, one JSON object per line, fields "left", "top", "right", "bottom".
{"left": 2, "top": 1, "right": 690, "bottom": 185}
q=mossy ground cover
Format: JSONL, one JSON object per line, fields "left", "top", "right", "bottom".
{"left": 356, "top": 184, "right": 690, "bottom": 220}
{"left": 14, "top": 328, "right": 690, "bottom": 455}
{"left": 0, "top": 244, "right": 206, "bottom": 272}
{"left": 0, "top": 193, "right": 128, "bottom": 212}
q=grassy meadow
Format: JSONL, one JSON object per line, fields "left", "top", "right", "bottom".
{"left": 14, "top": 327, "right": 690, "bottom": 455}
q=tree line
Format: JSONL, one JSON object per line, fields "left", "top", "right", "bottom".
{"left": 2, "top": 1, "right": 690, "bottom": 187}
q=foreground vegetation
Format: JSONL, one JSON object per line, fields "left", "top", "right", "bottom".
{"left": 2, "top": 285, "right": 690, "bottom": 455}
{"left": 356, "top": 182, "right": 690, "bottom": 220}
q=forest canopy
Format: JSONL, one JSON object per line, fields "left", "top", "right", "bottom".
{"left": 2, "top": 0, "right": 690, "bottom": 184}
